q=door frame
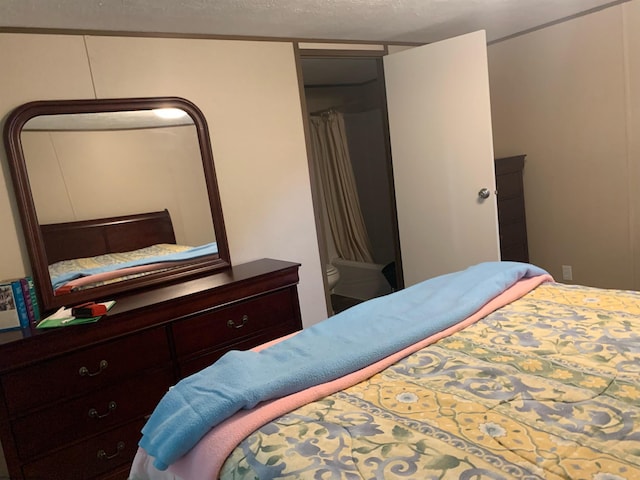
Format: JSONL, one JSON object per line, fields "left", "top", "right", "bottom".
{"left": 294, "top": 44, "right": 405, "bottom": 315}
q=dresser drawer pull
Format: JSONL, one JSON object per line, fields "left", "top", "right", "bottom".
{"left": 88, "top": 400, "right": 117, "bottom": 419}
{"left": 79, "top": 359, "right": 108, "bottom": 377}
{"left": 97, "top": 441, "right": 125, "bottom": 461}
{"left": 227, "top": 314, "right": 249, "bottom": 329}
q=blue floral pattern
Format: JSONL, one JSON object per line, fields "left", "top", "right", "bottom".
{"left": 221, "top": 283, "right": 640, "bottom": 479}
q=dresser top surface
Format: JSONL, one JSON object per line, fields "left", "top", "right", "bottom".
{"left": 0, "top": 258, "right": 300, "bottom": 371}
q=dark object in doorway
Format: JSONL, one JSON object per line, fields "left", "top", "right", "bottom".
{"left": 382, "top": 262, "right": 397, "bottom": 291}
{"left": 331, "top": 294, "right": 362, "bottom": 314}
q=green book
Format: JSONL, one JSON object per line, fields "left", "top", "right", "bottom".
{"left": 37, "top": 301, "right": 116, "bottom": 329}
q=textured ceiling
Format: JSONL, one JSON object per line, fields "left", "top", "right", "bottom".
{"left": 0, "top": 0, "right": 627, "bottom": 44}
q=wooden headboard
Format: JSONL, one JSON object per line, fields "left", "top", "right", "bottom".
{"left": 40, "top": 209, "right": 177, "bottom": 264}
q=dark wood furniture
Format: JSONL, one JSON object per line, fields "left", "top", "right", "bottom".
{"left": 0, "top": 258, "right": 302, "bottom": 480}
{"left": 4, "top": 97, "right": 232, "bottom": 314}
{"left": 41, "top": 209, "right": 177, "bottom": 264}
{"left": 495, "top": 155, "right": 529, "bottom": 263}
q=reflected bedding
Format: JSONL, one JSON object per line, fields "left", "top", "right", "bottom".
{"left": 49, "top": 242, "right": 218, "bottom": 294}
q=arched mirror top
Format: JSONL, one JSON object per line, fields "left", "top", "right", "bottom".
{"left": 4, "top": 96, "right": 230, "bottom": 313}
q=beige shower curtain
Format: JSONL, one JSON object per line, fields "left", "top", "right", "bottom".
{"left": 309, "top": 110, "right": 374, "bottom": 263}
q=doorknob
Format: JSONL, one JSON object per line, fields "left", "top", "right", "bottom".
{"left": 478, "top": 188, "right": 490, "bottom": 199}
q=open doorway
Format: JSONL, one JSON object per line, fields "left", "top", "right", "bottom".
{"left": 300, "top": 56, "right": 401, "bottom": 314}
{"left": 301, "top": 34, "right": 505, "bottom": 317}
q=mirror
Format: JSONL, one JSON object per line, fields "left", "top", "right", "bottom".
{"left": 4, "top": 97, "right": 230, "bottom": 313}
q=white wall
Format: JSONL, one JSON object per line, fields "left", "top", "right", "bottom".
{"left": 488, "top": 2, "right": 640, "bottom": 289}
{"left": 23, "top": 126, "right": 214, "bottom": 246}
{"left": 0, "top": 33, "right": 328, "bottom": 327}
{"left": 0, "top": 35, "right": 94, "bottom": 279}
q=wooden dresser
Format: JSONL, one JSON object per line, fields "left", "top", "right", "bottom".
{"left": 0, "top": 259, "right": 302, "bottom": 480}
{"left": 495, "top": 155, "right": 529, "bottom": 263}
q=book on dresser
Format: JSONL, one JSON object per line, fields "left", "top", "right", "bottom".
{"left": 20, "top": 276, "right": 40, "bottom": 326}
{"left": 0, "top": 277, "right": 40, "bottom": 330}
{"left": 0, "top": 280, "right": 22, "bottom": 331}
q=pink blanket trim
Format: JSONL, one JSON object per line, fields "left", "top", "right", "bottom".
{"left": 54, "top": 262, "right": 177, "bottom": 295}
{"left": 132, "top": 274, "right": 553, "bottom": 480}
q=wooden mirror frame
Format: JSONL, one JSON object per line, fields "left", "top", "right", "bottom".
{"left": 3, "top": 96, "right": 231, "bottom": 313}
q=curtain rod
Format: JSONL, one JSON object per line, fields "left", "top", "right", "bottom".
{"left": 310, "top": 107, "right": 342, "bottom": 116}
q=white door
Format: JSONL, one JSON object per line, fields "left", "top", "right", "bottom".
{"left": 384, "top": 30, "right": 500, "bottom": 287}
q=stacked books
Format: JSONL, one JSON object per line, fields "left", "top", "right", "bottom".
{"left": 0, "top": 277, "right": 40, "bottom": 331}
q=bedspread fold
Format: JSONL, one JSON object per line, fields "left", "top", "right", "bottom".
{"left": 50, "top": 241, "right": 218, "bottom": 290}
{"left": 138, "top": 261, "right": 549, "bottom": 470}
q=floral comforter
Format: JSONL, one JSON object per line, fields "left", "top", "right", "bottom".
{"left": 49, "top": 243, "right": 192, "bottom": 292}
{"left": 221, "top": 282, "right": 640, "bottom": 479}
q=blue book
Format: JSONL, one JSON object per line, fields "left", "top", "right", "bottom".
{"left": 20, "top": 278, "right": 36, "bottom": 325}
{"left": 10, "top": 280, "right": 29, "bottom": 329}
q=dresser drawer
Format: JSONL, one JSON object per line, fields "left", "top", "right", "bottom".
{"left": 497, "top": 196, "right": 525, "bottom": 223}
{"left": 496, "top": 171, "right": 523, "bottom": 199}
{"left": 2, "top": 327, "right": 170, "bottom": 415}
{"left": 172, "top": 288, "right": 298, "bottom": 359}
{"left": 12, "top": 367, "right": 172, "bottom": 460}
{"left": 499, "top": 221, "right": 527, "bottom": 246}
{"left": 178, "top": 324, "right": 298, "bottom": 378}
{"left": 22, "top": 419, "right": 144, "bottom": 480}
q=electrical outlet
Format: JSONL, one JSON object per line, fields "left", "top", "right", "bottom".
{"left": 562, "top": 265, "right": 573, "bottom": 281}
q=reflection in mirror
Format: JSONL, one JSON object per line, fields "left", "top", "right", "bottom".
{"left": 4, "top": 97, "right": 230, "bottom": 313}
{"left": 23, "top": 109, "right": 216, "bottom": 292}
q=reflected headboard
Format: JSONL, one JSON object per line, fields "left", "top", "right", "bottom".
{"left": 40, "top": 209, "right": 176, "bottom": 264}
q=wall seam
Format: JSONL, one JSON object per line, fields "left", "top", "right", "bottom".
{"left": 620, "top": 3, "right": 637, "bottom": 289}
{"left": 48, "top": 133, "right": 77, "bottom": 220}
{"left": 82, "top": 36, "right": 98, "bottom": 99}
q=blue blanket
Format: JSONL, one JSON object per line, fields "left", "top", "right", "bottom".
{"left": 139, "top": 261, "right": 548, "bottom": 470}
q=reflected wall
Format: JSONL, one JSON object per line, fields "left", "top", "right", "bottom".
{"left": 22, "top": 125, "right": 215, "bottom": 247}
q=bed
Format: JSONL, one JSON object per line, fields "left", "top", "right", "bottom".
{"left": 41, "top": 210, "right": 218, "bottom": 294}
{"left": 129, "top": 261, "right": 640, "bottom": 480}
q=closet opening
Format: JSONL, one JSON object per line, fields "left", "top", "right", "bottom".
{"left": 300, "top": 55, "right": 403, "bottom": 315}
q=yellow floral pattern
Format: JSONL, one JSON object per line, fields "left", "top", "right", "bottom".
{"left": 221, "top": 282, "right": 640, "bottom": 479}
{"left": 49, "top": 243, "right": 191, "bottom": 276}
{"left": 48, "top": 243, "right": 191, "bottom": 289}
